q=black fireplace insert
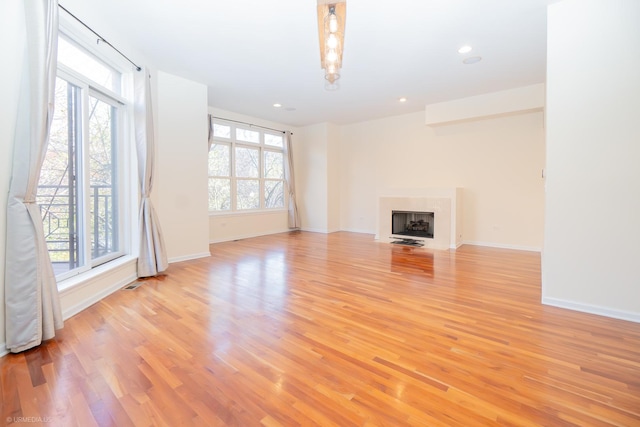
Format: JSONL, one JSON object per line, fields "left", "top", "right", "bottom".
{"left": 391, "top": 210, "right": 434, "bottom": 239}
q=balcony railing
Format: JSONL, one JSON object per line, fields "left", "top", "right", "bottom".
{"left": 37, "top": 184, "right": 116, "bottom": 275}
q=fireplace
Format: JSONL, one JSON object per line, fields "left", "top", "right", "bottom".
{"left": 378, "top": 188, "right": 462, "bottom": 250}
{"left": 392, "top": 211, "right": 434, "bottom": 239}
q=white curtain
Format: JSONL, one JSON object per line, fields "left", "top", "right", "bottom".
{"left": 5, "top": 0, "right": 63, "bottom": 353}
{"left": 284, "top": 131, "right": 301, "bottom": 229}
{"left": 134, "top": 69, "right": 168, "bottom": 277}
{"left": 208, "top": 114, "right": 214, "bottom": 152}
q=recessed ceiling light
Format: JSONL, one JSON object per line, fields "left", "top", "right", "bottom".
{"left": 458, "top": 45, "right": 472, "bottom": 54}
{"left": 398, "top": 97, "right": 407, "bottom": 103}
{"left": 273, "top": 103, "right": 282, "bottom": 108}
{"left": 463, "top": 56, "right": 482, "bottom": 65}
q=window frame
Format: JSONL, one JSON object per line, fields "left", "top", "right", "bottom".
{"left": 208, "top": 120, "right": 287, "bottom": 214}
{"left": 85, "top": 88, "right": 126, "bottom": 267}
{"left": 40, "top": 27, "right": 132, "bottom": 283}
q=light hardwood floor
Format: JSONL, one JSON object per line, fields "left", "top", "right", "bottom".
{"left": 2, "top": 231, "right": 639, "bottom": 426}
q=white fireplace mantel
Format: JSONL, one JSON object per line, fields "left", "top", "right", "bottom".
{"left": 377, "top": 188, "right": 463, "bottom": 249}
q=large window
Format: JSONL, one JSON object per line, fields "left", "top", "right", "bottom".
{"left": 37, "top": 33, "right": 128, "bottom": 281}
{"left": 209, "top": 120, "right": 286, "bottom": 212}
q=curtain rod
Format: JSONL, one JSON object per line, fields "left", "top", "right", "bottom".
{"left": 58, "top": 4, "right": 142, "bottom": 72}
{"left": 213, "top": 116, "right": 291, "bottom": 135}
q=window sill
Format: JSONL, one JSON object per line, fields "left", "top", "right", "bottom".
{"left": 57, "top": 255, "right": 137, "bottom": 294}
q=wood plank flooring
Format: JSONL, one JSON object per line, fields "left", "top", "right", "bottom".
{"left": 2, "top": 231, "right": 640, "bottom": 426}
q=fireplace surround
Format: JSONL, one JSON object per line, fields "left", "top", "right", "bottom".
{"left": 377, "top": 188, "right": 463, "bottom": 249}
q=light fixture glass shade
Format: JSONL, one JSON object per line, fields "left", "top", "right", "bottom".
{"left": 326, "top": 49, "right": 338, "bottom": 63}
{"left": 325, "top": 72, "right": 340, "bottom": 83}
{"left": 327, "top": 33, "right": 338, "bottom": 49}
{"left": 329, "top": 13, "right": 338, "bottom": 33}
{"left": 317, "top": 1, "right": 346, "bottom": 88}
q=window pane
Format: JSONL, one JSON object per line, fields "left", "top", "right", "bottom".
{"left": 38, "top": 77, "right": 84, "bottom": 276}
{"left": 236, "top": 128, "right": 259, "bottom": 143}
{"left": 264, "top": 151, "right": 284, "bottom": 179}
{"left": 209, "top": 178, "right": 231, "bottom": 211}
{"left": 209, "top": 143, "right": 230, "bottom": 176}
{"left": 237, "top": 180, "right": 260, "bottom": 210}
{"left": 265, "top": 181, "right": 284, "bottom": 209}
{"left": 88, "top": 95, "right": 119, "bottom": 261}
{"left": 213, "top": 123, "right": 231, "bottom": 138}
{"left": 265, "top": 133, "right": 284, "bottom": 147}
{"left": 58, "top": 36, "right": 120, "bottom": 93}
{"left": 235, "top": 146, "right": 259, "bottom": 178}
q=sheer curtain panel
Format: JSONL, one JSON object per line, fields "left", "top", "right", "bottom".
{"left": 285, "top": 131, "right": 301, "bottom": 229}
{"left": 5, "top": 0, "right": 63, "bottom": 353}
{"left": 134, "top": 69, "right": 168, "bottom": 277}
{"left": 208, "top": 114, "right": 214, "bottom": 151}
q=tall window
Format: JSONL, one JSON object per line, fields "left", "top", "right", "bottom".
{"left": 37, "top": 34, "right": 128, "bottom": 281}
{"left": 209, "top": 120, "right": 286, "bottom": 212}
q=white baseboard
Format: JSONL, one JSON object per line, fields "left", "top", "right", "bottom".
{"left": 542, "top": 297, "right": 640, "bottom": 324}
{"left": 341, "top": 228, "right": 375, "bottom": 235}
{"left": 168, "top": 252, "right": 211, "bottom": 263}
{"left": 463, "top": 240, "right": 541, "bottom": 252}
{"left": 209, "top": 228, "right": 291, "bottom": 244}
{"left": 62, "top": 273, "right": 137, "bottom": 320}
{"left": 0, "top": 343, "right": 7, "bottom": 357}
{"left": 300, "top": 227, "right": 332, "bottom": 234}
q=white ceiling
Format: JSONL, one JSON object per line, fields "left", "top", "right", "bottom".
{"left": 60, "top": 0, "right": 560, "bottom": 127}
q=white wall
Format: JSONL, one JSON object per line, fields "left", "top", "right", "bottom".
{"left": 155, "top": 71, "right": 210, "bottom": 262}
{"left": 296, "top": 124, "right": 329, "bottom": 232}
{"left": 207, "top": 108, "right": 295, "bottom": 243}
{"left": 339, "top": 110, "right": 546, "bottom": 250}
{"left": 326, "top": 123, "right": 341, "bottom": 232}
{"left": 0, "top": 0, "right": 28, "bottom": 352}
{"left": 294, "top": 122, "right": 341, "bottom": 233}
{"left": 543, "top": 0, "right": 640, "bottom": 321}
